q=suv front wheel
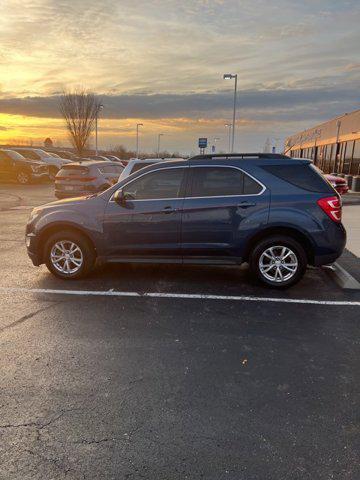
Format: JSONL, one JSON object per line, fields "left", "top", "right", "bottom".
{"left": 249, "top": 235, "right": 307, "bottom": 288}
{"left": 44, "top": 230, "right": 96, "bottom": 279}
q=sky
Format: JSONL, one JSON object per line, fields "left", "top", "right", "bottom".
{"left": 0, "top": 0, "right": 359, "bottom": 154}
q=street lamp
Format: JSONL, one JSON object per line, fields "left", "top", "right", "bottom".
{"left": 223, "top": 73, "right": 238, "bottom": 153}
{"left": 225, "top": 124, "right": 232, "bottom": 153}
{"left": 136, "top": 123, "right": 143, "bottom": 158}
{"left": 157, "top": 133, "right": 164, "bottom": 157}
{"left": 95, "top": 104, "right": 103, "bottom": 156}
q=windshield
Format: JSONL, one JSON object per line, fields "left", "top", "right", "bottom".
{"left": 7, "top": 150, "right": 30, "bottom": 161}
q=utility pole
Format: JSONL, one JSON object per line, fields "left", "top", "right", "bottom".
{"left": 223, "top": 73, "right": 238, "bottom": 152}
{"left": 136, "top": 123, "right": 143, "bottom": 158}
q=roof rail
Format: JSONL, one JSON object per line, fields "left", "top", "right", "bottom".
{"left": 190, "top": 153, "right": 290, "bottom": 160}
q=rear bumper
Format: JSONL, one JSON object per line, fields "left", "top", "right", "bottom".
{"left": 312, "top": 223, "right": 347, "bottom": 266}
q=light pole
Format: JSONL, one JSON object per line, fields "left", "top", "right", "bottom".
{"left": 225, "top": 124, "right": 232, "bottom": 153}
{"left": 157, "top": 133, "right": 164, "bottom": 157}
{"left": 223, "top": 73, "right": 238, "bottom": 153}
{"left": 136, "top": 123, "right": 143, "bottom": 159}
{"left": 95, "top": 104, "right": 103, "bottom": 156}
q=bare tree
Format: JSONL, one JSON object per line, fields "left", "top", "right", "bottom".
{"left": 59, "top": 89, "right": 102, "bottom": 156}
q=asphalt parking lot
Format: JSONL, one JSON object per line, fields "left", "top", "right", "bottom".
{"left": 1, "top": 184, "right": 360, "bottom": 480}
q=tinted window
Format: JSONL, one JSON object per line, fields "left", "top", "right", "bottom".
{"left": 190, "top": 167, "right": 244, "bottom": 197}
{"left": 99, "top": 165, "right": 123, "bottom": 174}
{"left": 243, "top": 174, "right": 262, "bottom": 194}
{"left": 16, "top": 150, "right": 39, "bottom": 160}
{"left": 124, "top": 168, "right": 184, "bottom": 199}
{"left": 262, "top": 164, "right": 333, "bottom": 193}
{"left": 7, "top": 151, "right": 27, "bottom": 161}
{"left": 0, "top": 151, "right": 11, "bottom": 161}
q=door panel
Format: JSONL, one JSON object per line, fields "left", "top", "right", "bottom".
{"left": 181, "top": 166, "right": 269, "bottom": 260}
{"left": 0, "top": 155, "right": 12, "bottom": 181}
{"left": 103, "top": 167, "right": 187, "bottom": 257}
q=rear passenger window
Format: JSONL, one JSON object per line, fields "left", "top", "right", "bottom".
{"left": 190, "top": 167, "right": 244, "bottom": 197}
{"left": 189, "top": 167, "right": 263, "bottom": 197}
{"left": 261, "top": 164, "right": 334, "bottom": 193}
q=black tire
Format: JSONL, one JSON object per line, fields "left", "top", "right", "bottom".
{"left": 44, "top": 230, "right": 96, "bottom": 279}
{"left": 16, "top": 170, "right": 31, "bottom": 184}
{"left": 249, "top": 235, "right": 307, "bottom": 288}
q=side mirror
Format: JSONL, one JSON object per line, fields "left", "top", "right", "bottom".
{"left": 114, "top": 189, "right": 124, "bottom": 205}
{"left": 114, "top": 189, "right": 134, "bottom": 206}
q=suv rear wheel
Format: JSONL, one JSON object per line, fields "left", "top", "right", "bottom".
{"left": 44, "top": 230, "right": 96, "bottom": 279}
{"left": 249, "top": 235, "right": 307, "bottom": 288}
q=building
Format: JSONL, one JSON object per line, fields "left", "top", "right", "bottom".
{"left": 284, "top": 108, "right": 360, "bottom": 175}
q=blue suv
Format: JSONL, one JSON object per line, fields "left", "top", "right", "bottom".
{"left": 25, "top": 154, "right": 346, "bottom": 288}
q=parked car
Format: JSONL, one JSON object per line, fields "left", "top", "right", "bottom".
{"left": 324, "top": 174, "right": 349, "bottom": 195}
{"left": 46, "top": 150, "right": 78, "bottom": 161}
{"left": 54, "top": 160, "right": 124, "bottom": 199}
{"left": 12, "top": 148, "right": 71, "bottom": 178}
{"left": 104, "top": 155, "right": 123, "bottom": 163}
{"left": 119, "top": 158, "right": 176, "bottom": 181}
{"left": 26, "top": 153, "right": 346, "bottom": 287}
{"left": 87, "top": 155, "right": 111, "bottom": 162}
{"left": 0, "top": 149, "right": 49, "bottom": 184}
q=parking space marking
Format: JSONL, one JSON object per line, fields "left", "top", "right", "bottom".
{"left": 0, "top": 286, "right": 359, "bottom": 306}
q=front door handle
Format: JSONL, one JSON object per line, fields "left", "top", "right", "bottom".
{"left": 237, "top": 201, "right": 256, "bottom": 208}
{"left": 163, "top": 206, "right": 178, "bottom": 214}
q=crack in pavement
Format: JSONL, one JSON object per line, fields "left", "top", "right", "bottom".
{"left": 0, "top": 302, "right": 59, "bottom": 334}
{"left": 0, "top": 406, "right": 80, "bottom": 431}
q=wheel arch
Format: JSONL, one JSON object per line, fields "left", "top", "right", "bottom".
{"left": 37, "top": 222, "right": 97, "bottom": 263}
{"left": 243, "top": 226, "right": 315, "bottom": 264}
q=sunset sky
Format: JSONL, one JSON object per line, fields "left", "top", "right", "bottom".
{"left": 0, "top": 0, "right": 359, "bottom": 154}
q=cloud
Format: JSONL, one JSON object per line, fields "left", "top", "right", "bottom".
{"left": 0, "top": 86, "right": 359, "bottom": 124}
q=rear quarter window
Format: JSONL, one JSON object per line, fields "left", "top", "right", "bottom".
{"left": 261, "top": 164, "right": 334, "bottom": 193}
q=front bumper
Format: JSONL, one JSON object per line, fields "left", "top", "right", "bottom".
{"left": 25, "top": 232, "right": 42, "bottom": 266}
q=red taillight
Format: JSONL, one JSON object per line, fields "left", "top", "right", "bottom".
{"left": 317, "top": 196, "right": 342, "bottom": 223}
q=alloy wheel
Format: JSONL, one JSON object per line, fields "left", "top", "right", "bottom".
{"left": 50, "top": 240, "right": 84, "bottom": 275}
{"left": 17, "top": 172, "right": 29, "bottom": 184}
{"left": 259, "top": 245, "right": 298, "bottom": 283}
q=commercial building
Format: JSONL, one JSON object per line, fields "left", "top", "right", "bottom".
{"left": 284, "top": 108, "right": 360, "bottom": 174}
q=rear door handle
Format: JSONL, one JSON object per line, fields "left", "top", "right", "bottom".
{"left": 237, "top": 201, "right": 256, "bottom": 208}
{"left": 163, "top": 206, "right": 178, "bottom": 214}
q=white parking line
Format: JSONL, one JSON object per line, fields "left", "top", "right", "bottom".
{"left": 0, "top": 286, "right": 359, "bottom": 306}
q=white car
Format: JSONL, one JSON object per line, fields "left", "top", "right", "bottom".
{"left": 12, "top": 148, "right": 71, "bottom": 178}
{"left": 119, "top": 158, "right": 183, "bottom": 181}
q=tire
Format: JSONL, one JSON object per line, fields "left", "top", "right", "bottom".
{"left": 17, "top": 170, "right": 31, "bottom": 184}
{"left": 249, "top": 235, "right": 307, "bottom": 288}
{"left": 44, "top": 230, "right": 96, "bottom": 279}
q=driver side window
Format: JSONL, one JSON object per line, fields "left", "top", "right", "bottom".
{"left": 123, "top": 168, "right": 185, "bottom": 200}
